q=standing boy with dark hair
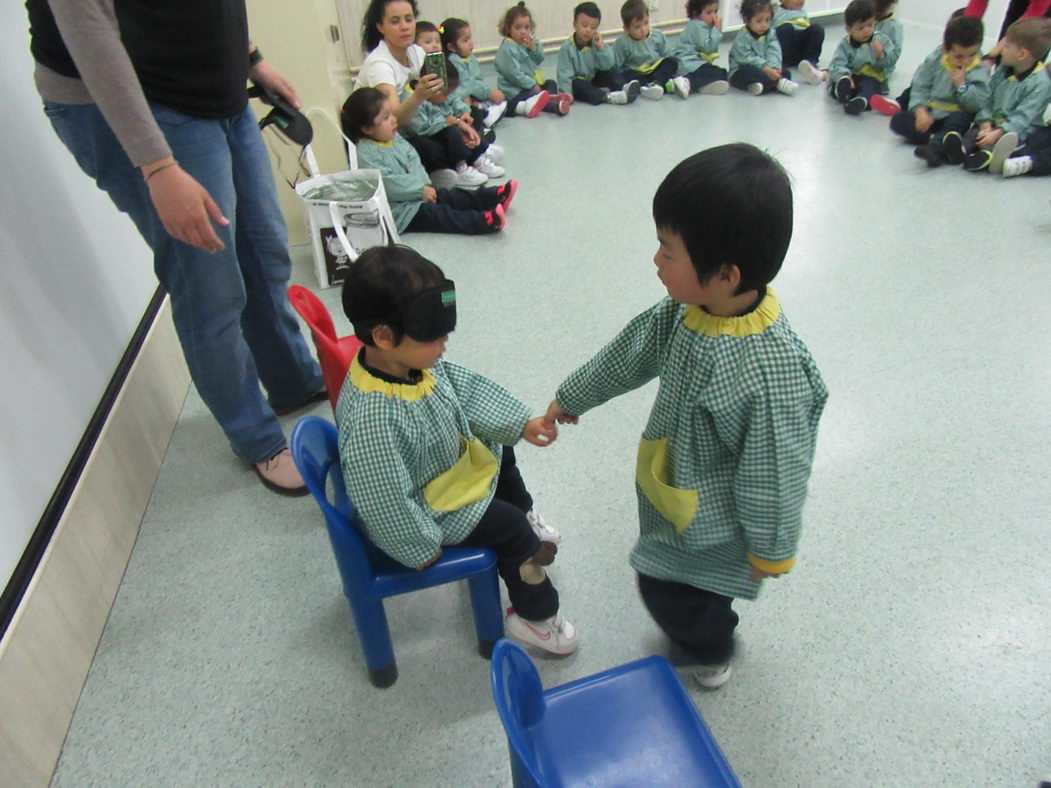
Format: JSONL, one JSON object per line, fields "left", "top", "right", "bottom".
{"left": 546, "top": 144, "right": 828, "bottom": 689}
{"left": 557, "top": 2, "right": 641, "bottom": 105}
{"left": 613, "top": 0, "right": 687, "bottom": 99}
{"left": 889, "top": 14, "right": 992, "bottom": 166}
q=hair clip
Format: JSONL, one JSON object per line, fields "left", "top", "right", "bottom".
{"left": 438, "top": 25, "right": 445, "bottom": 33}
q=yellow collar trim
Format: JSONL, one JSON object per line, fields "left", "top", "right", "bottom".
{"left": 350, "top": 354, "right": 436, "bottom": 401}
{"left": 1009, "top": 61, "right": 1043, "bottom": 81}
{"left": 940, "top": 53, "right": 981, "bottom": 72}
{"left": 682, "top": 289, "right": 781, "bottom": 338}
{"left": 370, "top": 139, "right": 394, "bottom": 147}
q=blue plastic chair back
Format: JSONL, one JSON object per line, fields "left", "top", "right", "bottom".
{"left": 491, "top": 639, "right": 548, "bottom": 786}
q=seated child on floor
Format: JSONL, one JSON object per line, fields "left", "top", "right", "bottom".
{"left": 544, "top": 144, "right": 827, "bottom": 690}
{"left": 337, "top": 246, "right": 576, "bottom": 656}
{"left": 870, "top": 0, "right": 905, "bottom": 111}
{"left": 826, "top": 0, "right": 898, "bottom": 115}
{"left": 999, "top": 114, "right": 1051, "bottom": 178}
{"left": 343, "top": 88, "right": 517, "bottom": 236}
{"left": 773, "top": 0, "right": 826, "bottom": 80}
{"left": 440, "top": 18, "right": 508, "bottom": 134}
{"left": 557, "top": 2, "right": 641, "bottom": 105}
{"left": 613, "top": 0, "right": 687, "bottom": 100}
{"left": 729, "top": 0, "right": 800, "bottom": 95}
{"left": 673, "top": 0, "right": 732, "bottom": 95}
{"left": 406, "top": 57, "right": 505, "bottom": 185}
{"left": 940, "top": 18, "right": 1051, "bottom": 172}
{"left": 889, "top": 14, "right": 991, "bottom": 166}
{"left": 495, "top": 2, "right": 572, "bottom": 117}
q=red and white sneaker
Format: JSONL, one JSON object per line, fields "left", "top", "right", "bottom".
{"left": 552, "top": 91, "right": 575, "bottom": 106}
{"left": 484, "top": 203, "right": 506, "bottom": 232}
{"left": 869, "top": 94, "right": 900, "bottom": 116}
{"left": 495, "top": 179, "right": 518, "bottom": 210}
{"left": 505, "top": 608, "right": 578, "bottom": 655}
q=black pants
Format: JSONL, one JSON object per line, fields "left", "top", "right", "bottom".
{"left": 624, "top": 57, "right": 678, "bottom": 87}
{"left": 571, "top": 69, "right": 627, "bottom": 105}
{"left": 684, "top": 62, "right": 729, "bottom": 92}
{"left": 889, "top": 108, "right": 973, "bottom": 145}
{"left": 426, "top": 125, "right": 487, "bottom": 168}
{"left": 829, "top": 74, "right": 883, "bottom": 102}
{"left": 776, "top": 22, "right": 825, "bottom": 67}
{"left": 405, "top": 187, "right": 500, "bottom": 235}
{"left": 1013, "top": 126, "right": 1051, "bottom": 176}
{"left": 507, "top": 81, "right": 564, "bottom": 116}
{"left": 638, "top": 574, "right": 738, "bottom": 664}
{"left": 730, "top": 64, "right": 790, "bottom": 94}
{"left": 458, "top": 448, "right": 558, "bottom": 621}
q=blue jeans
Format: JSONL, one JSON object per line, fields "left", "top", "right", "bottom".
{"left": 44, "top": 101, "right": 323, "bottom": 463}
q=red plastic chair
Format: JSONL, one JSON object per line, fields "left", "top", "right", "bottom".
{"left": 288, "top": 285, "right": 363, "bottom": 411}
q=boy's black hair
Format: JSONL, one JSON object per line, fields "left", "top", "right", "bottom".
{"left": 442, "top": 57, "right": 460, "bottom": 89}
{"left": 574, "top": 2, "right": 602, "bottom": 21}
{"left": 1005, "top": 17, "right": 1051, "bottom": 61}
{"left": 499, "top": 2, "right": 533, "bottom": 37}
{"left": 415, "top": 20, "right": 438, "bottom": 36}
{"left": 652, "top": 144, "right": 793, "bottom": 294}
{"left": 342, "top": 245, "right": 448, "bottom": 346}
{"left": 944, "top": 14, "right": 983, "bottom": 50}
{"left": 949, "top": 8, "right": 967, "bottom": 20}
{"left": 686, "top": 0, "right": 721, "bottom": 17}
{"left": 621, "top": 0, "right": 649, "bottom": 27}
{"left": 844, "top": 0, "right": 876, "bottom": 28}
{"left": 340, "top": 87, "right": 386, "bottom": 144}
{"left": 361, "top": 0, "right": 420, "bottom": 54}
{"left": 739, "top": 0, "right": 774, "bottom": 23}
{"left": 440, "top": 17, "right": 470, "bottom": 52}
{"left": 872, "top": 0, "right": 896, "bottom": 18}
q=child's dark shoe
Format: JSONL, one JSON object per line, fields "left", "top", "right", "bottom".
{"left": 964, "top": 149, "right": 992, "bottom": 172}
{"left": 914, "top": 143, "right": 946, "bottom": 168}
{"left": 941, "top": 131, "right": 966, "bottom": 165}
{"left": 833, "top": 75, "right": 853, "bottom": 103}
{"left": 844, "top": 96, "right": 867, "bottom": 115}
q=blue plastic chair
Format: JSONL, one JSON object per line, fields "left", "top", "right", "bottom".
{"left": 291, "top": 416, "right": 504, "bottom": 688}
{"left": 490, "top": 639, "right": 742, "bottom": 787}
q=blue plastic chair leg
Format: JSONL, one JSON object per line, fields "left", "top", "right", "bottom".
{"left": 509, "top": 749, "right": 539, "bottom": 788}
{"left": 467, "top": 569, "right": 504, "bottom": 658}
{"left": 348, "top": 596, "right": 398, "bottom": 687}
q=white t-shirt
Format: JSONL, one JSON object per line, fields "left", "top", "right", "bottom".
{"left": 354, "top": 40, "right": 425, "bottom": 94}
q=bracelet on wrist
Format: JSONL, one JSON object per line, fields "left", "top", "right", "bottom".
{"left": 249, "top": 48, "right": 263, "bottom": 68}
{"left": 144, "top": 161, "right": 177, "bottom": 182}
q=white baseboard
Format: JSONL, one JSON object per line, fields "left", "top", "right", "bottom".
{"left": 0, "top": 297, "right": 189, "bottom": 787}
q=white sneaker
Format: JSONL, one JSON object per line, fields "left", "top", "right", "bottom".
{"left": 485, "top": 143, "right": 505, "bottom": 164}
{"left": 776, "top": 78, "right": 799, "bottom": 96}
{"left": 692, "top": 662, "right": 733, "bottom": 689}
{"left": 516, "top": 91, "right": 550, "bottom": 117}
{"left": 1002, "top": 155, "right": 1033, "bottom": 178}
{"left": 474, "top": 155, "right": 505, "bottom": 178}
{"left": 747, "top": 82, "right": 765, "bottom": 96}
{"left": 505, "top": 609, "right": 578, "bottom": 655}
{"left": 454, "top": 163, "right": 487, "bottom": 187}
{"left": 640, "top": 84, "right": 664, "bottom": 100}
{"left": 607, "top": 89, "right": 630, "bottom": 104}
{"left": 989, "top": 131, "right": 1019, "bottom": 175}
{"left": 526, "top": 509, "right": 561, "bottom": 544}
{"left": 671, "top": 75, "right": 691, "bottom": 99}
{"left": 798, "top": 60, "right": 825, "bottom": 85}
{"left": 483, "top": 101, "right": 507, "bottom": 127}
{"left": 699, "top": 79, "right": 729, "bottom": 95}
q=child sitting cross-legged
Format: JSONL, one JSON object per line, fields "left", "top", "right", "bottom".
{"left": 406, "top": 56, "right": 505, "bottom": 187}
{"left": 826, "top": 0, "right": 898, "bottom": 115}
{"left": 495, "top": 2, "right": 573, "bottom": 117}
{"left": 773, "top": 0, "right": 826, "bottom": 81}
{"left": 343, "top": 88, "right": 517, "bottom": 235}
{"left": 337, "top": 246, "right": 576, "bottom": 655}
{"left": 440, "top": 18, "right": 508, "bottom": 133}
{"left": 941, "top": 18, "right": 1051, "bottom": 173}
{"left": 729, "top": 0, "right": 800, "bottom": 96}
{"left": 673, "top": 0, "right": 732, "bottom": 95}
{"left": 614, "top": 0, "right": 688, "bottom": 99}
{"left": 557, "top": 2, "right": 641, "bottom": 106}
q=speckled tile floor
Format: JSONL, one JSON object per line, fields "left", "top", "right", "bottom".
{"left": 51, "top": 19, "right": 1051, "bottom": 788}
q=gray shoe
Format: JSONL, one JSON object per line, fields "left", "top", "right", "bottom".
{"left": 989, "top": 132, "right": 1019, "bottom": 175}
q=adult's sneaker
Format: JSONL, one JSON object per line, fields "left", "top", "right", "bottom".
{"left": 671, "top": 75, "right": 691, "bottom": 99}
{"left": 845, "top": 95, "right": 867, "bottom": 115}
{"left": 699, "top": 79, "right": 729, "bottom": 94}
{"left": 484, "top": 101, "right": 507, "bottom": 127}
{"left": 474, "top": 156, "right": 505, "bottom": 178}
{"left": 526, "top": 509, "right": 561, "bottom": 544}
{"left": 505, "top": 609, "right": 578, "bottom": 655}
{"left": 941, "top": 131, "right": 966, "bottom": 165}
{"left": 989, "top": 131, "right": 1019, "bottom": 175}
{"left": 798, "top": 60, "right": 825, "bottom": 85}
{"left": 833, "top": 75, "right": 853, "bottom": 103}
{"left": 455, "top": 163, "right": 487, "bottom": 187}
{"left": 776, "top": 78, "right": 799, "bottom": 96}
{"left": 516, "top": 90, "right": 550, "bottom": 118}
{"left": 1002, "top": 154, "right": 1034, "bottom": 178}
{"left": 869, "top": 94, "right": 900, "bottom": 116}
{"left": 692, "top": 663, "right": 733, "bottom": 689}
{"left": 640, "top": 84, "right": 664, "bottom": 100}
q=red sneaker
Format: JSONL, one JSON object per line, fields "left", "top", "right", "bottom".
{"left": 496, "top": 179, "right": 518, "bottom": 210}
{"left": 484, "top": 203, "right": 506, "bottom": 232}
{"left": 870, "top": 94, "right": 900, "bottom": 116}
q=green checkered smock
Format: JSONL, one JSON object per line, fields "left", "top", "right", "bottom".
{"left": 336, "top": 353, "right": 530, "bottom": 569}
{"left": 555, "top": 291, "right": 827, "bottom": 600}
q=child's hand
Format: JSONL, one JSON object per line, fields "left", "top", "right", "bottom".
{"left": 593, "top": 30, "right": 605, "bottom": 49}
{"left": 950, "top": 66, "right": 966, "bottom": 87}
{"left": 715, "top": 14, "right": 723, "bottom": 29}
{"left": 416, "top": 73, "right": 444, "bottom": 99}
{"left": 976, "top": 127, "right": 1003, "bottom": 148}
{"left": 459, "top": 123, "right": 481, "bottom": 147}
{"left": 422, "top": 185, "right": 438, "bottom": 202}
{"left": 523, "top": 416, "right": 558, "bottom": 446}
{"left": 460, "top": 111, "right": 473, "bottom": 125}
{"left": 418, "top": 548, "right": 443, "bottom": 570}
{"left": 872, "top": 40, "right": 885, "bottom": 59}
{"left": 763, "top": 66, "right": 782, "bottom": 81}
{"left": 749, "top": 565, "right": 785, "bottom": 581}
{"left": 445, "top": 115, "right": 459, "bottom": 126}
{"left": 490, "top": 89, "right": 506, "bottom": 103}
{"left": 545, "top": 400, "right": 579, "bottom": 425}
{"left": 914, "top": 107, "right": 934, "bottom": 133}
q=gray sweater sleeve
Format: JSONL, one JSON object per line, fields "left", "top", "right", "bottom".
{"left": 35, "top": 0, "right": 172, "bottom": 166}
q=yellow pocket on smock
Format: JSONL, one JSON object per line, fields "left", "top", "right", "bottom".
{"left": 636, "top": 437, "right": 698, "bottom": 532}
{"left": 424, "top": 437, "right": 499, "bottom": 512}
{"left": 533, "top": 68, "right": 546, "bottom": 84}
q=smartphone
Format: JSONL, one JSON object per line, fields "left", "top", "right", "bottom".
{"left": 422, "top": 51, "right": 447, "bottom": 91}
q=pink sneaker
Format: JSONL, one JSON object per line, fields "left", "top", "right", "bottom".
{"left": 870, "top": 94, "right": 900, "bottom": 116}
{"left": 484, "top": 203, "right": 506, "bottom": 232}
{"left": 254, "top": 448, "right": 308, "bottom": 496}
{"left": 496, "top": 179, "right": 518, "bottom": 210}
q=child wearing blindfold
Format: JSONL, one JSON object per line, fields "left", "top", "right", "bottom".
{"left": 336, "top": 246, "right": 578, "bottom": 655}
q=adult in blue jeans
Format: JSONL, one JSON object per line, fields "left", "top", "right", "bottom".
{"left": 27, "top": 0, "right": 325, "bottom": 495}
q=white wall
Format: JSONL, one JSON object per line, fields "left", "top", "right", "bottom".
{"left": 0, "top": 13, "right": 157, "bottom": 593}
{"left": 898, "top": 0, "right": 1010, "bottom": 41}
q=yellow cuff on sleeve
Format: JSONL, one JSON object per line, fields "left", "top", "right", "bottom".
{"left": 747, "top": 554, "right": 796, "bottom": 574}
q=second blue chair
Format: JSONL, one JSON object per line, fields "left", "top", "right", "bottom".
{"left": 291, "top": 416, "right": 504, "bottom": 688}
